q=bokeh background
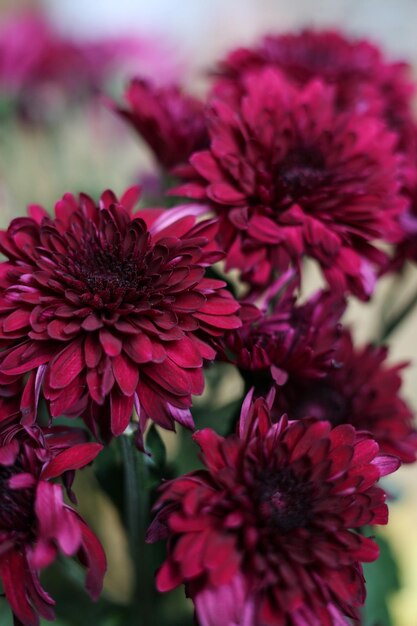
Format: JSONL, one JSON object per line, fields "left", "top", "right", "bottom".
{"left": 0, "top": 1, "right": 417, "bottom": 625}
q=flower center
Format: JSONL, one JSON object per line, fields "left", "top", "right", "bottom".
{"left": 279, "top": 147, "right": 326, "bottom": 200}
{"left": 62, "top": 213, "right": 160, "bottom": 306}
{"left": 292, "top": 383, "right": 347, "bottom": 425}
{"left": 0, "top": 465, "right": 35, "bottom": 539}
{"left": 79, "top": 257, "right": 145, "bottom": 293}
{"left": 259, "top": 468, "right": 312, "bottom": 533}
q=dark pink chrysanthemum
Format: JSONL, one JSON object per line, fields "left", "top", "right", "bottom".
{"left": 220, "top": 285, "right": 416, "bottom": 463}
{"left": 219, "top": 287, "right": 345, "bottom": 393}
{"left": 0, "top": 188, "right": 241, "bottom": 448}
{"left": 280, "top": 330, "right": 417, "bottom": 463}
{"left": 390, "top": 174, "right": 417, "bottom": 269}
{"left": 213, "top": 30, "right": 416, "bottom": 166}
{"left": 173, "top": 69, "right": 407, "bottom": 298}
{"left": 0, "top": 424, "right": 105, "bottom": 626}
{"left": 147, "top": 392, "right": 400, "bottom": 626}
{"left": 114, "top": 78, "right": 208, "bottom": 169}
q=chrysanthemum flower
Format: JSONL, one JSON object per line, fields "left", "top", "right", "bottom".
{"left": 114, "top": 78, "right": 208, "bottom": 169}
{"left": 173, "top": 69, "right": 406, "bottom": 297}
{"left": 390, "top": 178, "right": 417, "bottom": 269}
{"left": 147, "top": 392, "right": 400, "bottom": 626}
{"left": 0, "top": 424, "right": 105, "bottom": 626}
{"left": 220, "top": 288, "right": 345, "bottom": 393}
{"left": 220, "top": 285, "right": 416, "bottom": 463}
{"left": 213, "top": 30, "right": 416, "bottom": 163}
{"left": 278, "top": 330, "right": 416, "bottom": 463}
{"left": 0, "top": 188, "right": 240, "bottom": 447}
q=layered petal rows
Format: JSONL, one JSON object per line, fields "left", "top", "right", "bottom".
{"left": 213, "top": 29, "right": 417, "bottom": 167}
{"left": 173, "top": 69, "right": 407, "bottom": 297}
{"left": 217, "top": 282, "right": 417, "bottom": 463}
{"left": 0, "top": 188, "right": 241, "bottom": 446}
{"left": 114, "top": 78, "right": 209, "bottom": 169}
{"left": 148, "top": 392, "right": 400, "bottom": 626}
{"left": 0, "top": 423, "right": 105, "bottom": 626}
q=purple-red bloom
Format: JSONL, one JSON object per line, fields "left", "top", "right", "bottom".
{"left": 173, "top": 69, "right": 406, "bottom": 298}
{"left": 220, "top": 287, "right": 344, "bottom": 392}
{"left": 213, "top": 30, "right": 416, "bottom": 164}
{"left": 390, "top": 176, "right": 417, "bottom": 269}
{"left": 0, "top": 424, "right": 105, "bottom": 626}
{"left": 220, "top": 285, "right": 416, "bottom": 463}
{"left": 276, "top": 330, "right": 417, "bottom": 464}
{"left": 114, "top": 78, "right": 208, "bottom": 169}
{"left": 0, "top": 188, "right": 241, "bottom": 448}
{"left": 148, "top": 392, "right": 400, "bottom": 626}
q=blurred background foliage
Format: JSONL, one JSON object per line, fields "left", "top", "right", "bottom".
{"left": 1, "top": 1, "right": 417, "bottom": 625}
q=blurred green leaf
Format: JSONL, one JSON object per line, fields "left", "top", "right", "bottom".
{"left": 146, "top": 425, "right": 166, "bottom": 468}
{"left": 193, "top": 398, "right": 242, "bottom": 435}
{"left": 41, "top": 560, "right": 126, "bottom": 626}
{"left": 0, "top": 601, "right": 13, "bottom": 626}
{"left": 94, "top": 440, "right": 124, "bottom": 515}
{"left": 362, "top": 531, "right": 400, "bottom": 626}
{"left": 174, "top": 398, "right": 242, "bottom": 476}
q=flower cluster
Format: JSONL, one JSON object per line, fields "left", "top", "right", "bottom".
{"left": 0, "top": 23, "right": 416, "bottom": 626}
{"left": 0, "top": 184, "right": 241, "bottom": 622}
{"left": 0, "top": 8, "right": 173, "bottom": 122}
{"left": 218, "top": 283, "right": 417, "bottom": 463}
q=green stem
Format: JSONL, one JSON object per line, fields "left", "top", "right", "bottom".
{"left": 120, "top": 434, "right": 151, "bottom": 626}
{"left": 379, "top": 288, "right": 417, "bottom": 343}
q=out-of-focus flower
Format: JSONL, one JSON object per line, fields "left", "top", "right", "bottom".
{"left": 0, "top": 188, "right": 240, "bottom": 448}
{"left": 147, "top": 392, "right": 400, "bottom": 626}
{"left": 277, "top": 330, "right": 417, "bottom": 463}
{"left": 0, "top": 424, "right": 105, "bottom": 626}
{"left": 113, "top": 78, "right": 209, "bottom": 169}
{"left": 213, "top": 30, "right": 416, "bottom": 165}
{"left": 172, "top": 69, "right": 406, "bottom": 298}
{"left": 220, "top": 284, "right": 416, "bottom": 463}
{"left": 0, "top": 9, "right": 178, "bottom": 121}
{"left": 219, "top": 287, "right": 344, "bottom": 392}
{"left": 390, "top": 177, "right": 417, "bottom": 269}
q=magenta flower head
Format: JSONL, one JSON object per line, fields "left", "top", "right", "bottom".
{"left": 114, "top": 78, "right": 208, "bottom": 169}
{"left": 220, "top": 286, "right": 345, "bottom": 393}
{"left": 220, "top": 282, "right": 417, "bottom": 464}
{"left": 277, "top": 330, "right": 417, "bottom": 464}
{"left": 173, "top": 69, "right": 407, "bottom": 298}
{"left": 0, "top": 188, "right": 241, "bottom": 448}
{"left": 213, "top": 30, "right": 416, "bottom": 159}
{"left": 390, "top": 175, "right": 417, "bottom": 270}
{"left": 0, "top": 424, "right": 105, "bottom": 626}
{"left": 147, "top": 391, "right": 400, "bottom": 626}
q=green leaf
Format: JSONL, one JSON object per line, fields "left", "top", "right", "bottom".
{"left": 146, "top": 424, "right": 167, "bottom": 468}
{"left": 0, "top": 601, "right": 13, "bottom": 626}
{"left": 362, "top": 531, "right": 400, "bottom": 626}
{"left": 94, "top": 440, "right": 124, "bottom": 514}
{"left": 192, "top": 398, "right": 242, "bottom": 435}
{"left": 41, "top": 559, "right": 126, "bottom": 626}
